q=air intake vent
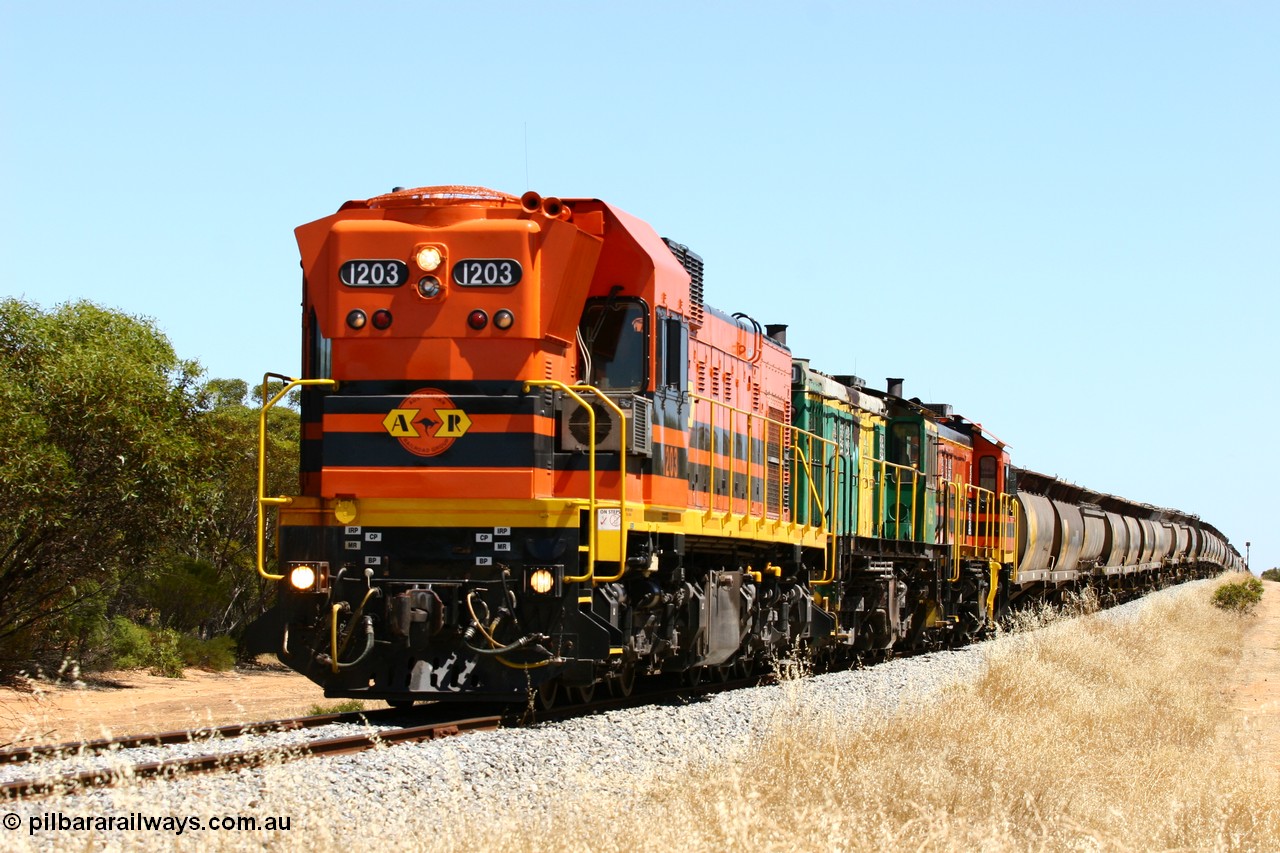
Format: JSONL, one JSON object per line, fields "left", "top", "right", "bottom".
{"left": 559, "top": 394, "right": 653, "bottom": 457}
{"left": 663, "top": 238, "right": 704, "bottom": 330}
{"left": 628, "top": 396, "right": 654, "bottom": 456}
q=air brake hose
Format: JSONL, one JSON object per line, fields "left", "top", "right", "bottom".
{"left": 323, "top": 613, "right": 375, "bottom": 673}
{"left": 463, "top": 634, "right": 551, "bottom": 657}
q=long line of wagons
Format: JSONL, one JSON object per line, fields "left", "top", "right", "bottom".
{"left": 257, "top": 186, "right": 1242, "bottom": 705}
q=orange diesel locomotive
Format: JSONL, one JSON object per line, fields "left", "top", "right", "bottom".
{"left": 259, "top": 186, "right": 1241, "bottom": 704}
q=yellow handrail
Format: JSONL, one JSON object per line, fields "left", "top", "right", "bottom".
{"left": 256, "top": 374, "right": 337, "bottom": 581}
{"left": 946, "top": 481, "right": 961, "bottom": 581}
{"left": 689, "top": 393, "right": 842, "bottom": 584}
{"left": 523, "top": 380, "right": 629, "bottom": 583}
{"left": 941, "top": 481, "right": 1007, "bottom": 582}
{"left": 1009, "top": 496, "right": 1021, "bottom": 583}
{"left": 569, "top": 386, "right": 628, "bottom": 582}
{"left": 874, "top": 457, "right": 920, "bottom": 541}
{"left": 691, "top": 393, "right": 796, "bottom": 525}
{"left": 792, "top": 443, "right": 827, "bottom": 524}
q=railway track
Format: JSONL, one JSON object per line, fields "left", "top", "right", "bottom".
{"left": 0, "top": 709, "right": 500, "bottom": 800}
{"left": 0, "top": 670, "right": 765, "bottom": 801}
{"left": 0, "top": 706, "right": 408, "bottom": 767}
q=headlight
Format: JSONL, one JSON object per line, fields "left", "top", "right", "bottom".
{"left": 415, "top": 246, "right": 443, "bottom": 272}
{"left": 289, "top": 565, "right": 317, "bottom": 591}
{"left": 528, "top": 568, "right": 555, "bottom": 595}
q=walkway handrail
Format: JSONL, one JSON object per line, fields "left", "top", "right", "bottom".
{"left": 257, "top": 374, "right": 337, "bottom": 581}
{"left": 874, "top": 457, "right": 920, "bottom": 541}
{"left": 1008, "top": 495, "right": 1021, "bottom": 583}
{"left": 941, "top": 480, "right": 1007, "bottom": 581}
{"left": 688, "top": 393, "right": 843, "bottom": 583}
{"left": 523, "top": 380, "right": 629, "bottom": 583}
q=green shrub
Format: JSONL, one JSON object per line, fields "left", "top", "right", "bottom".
{"left": 1211, "top": 577, "right": 1264, "bottom": 614}
{"left": 145, "top": 626, "right": 185, "bottom": 678}
{"left": 308, "top": 700, "right": 365, "bottom": 716}
{"left": 109, "top": 617, "right": 185, "bottom": 677}
{"left": 178, "top": 634, "right": 236, "bottom": 671}
{"left": 110, "top": 616, "right": 154, "bottom": 670}
{"left": 1261, "top": 568, "right": 1280, "bottom": 583}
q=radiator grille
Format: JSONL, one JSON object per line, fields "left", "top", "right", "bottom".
{"left": 663, "top": 238, "right": 704, "bottom": 329}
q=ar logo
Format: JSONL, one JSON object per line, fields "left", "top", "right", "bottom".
{"left": 382, "top": 388, "right": 472, "bottom": 457}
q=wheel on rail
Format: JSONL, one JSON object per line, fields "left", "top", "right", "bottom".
{"left": 536, "top": 680, "right": 559, "bottom": 711}
{"left": 571, "top": 681, "right": 596, "bottom": 704}
{"left": 611, "top": 665, "right": 636, "bottom": 698}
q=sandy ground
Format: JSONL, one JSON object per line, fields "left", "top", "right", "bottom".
{"left": 2, "top": 580, "right": 1279, "bottom": 756}
{"left": 1229, "top": 578, "right": 1280, "bottom": 773}
{"left": 0, "top": 664, "right": 329, "bottom": 748}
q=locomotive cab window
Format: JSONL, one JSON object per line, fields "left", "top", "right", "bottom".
{"left": 579, "top": 297, "right": 649, "bottom": 392}
{"left": 889, "top": 422, "right": 921, "bottom": 470}
{"left": 656, "top": 309, "right": 688, "bottom": 392}
{"left": 979, "top": 456, "right": 997, "bottom": 493}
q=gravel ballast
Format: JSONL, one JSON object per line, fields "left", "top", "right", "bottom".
{"left": 6, "top": 581, "right": 1205, "bottom": 848}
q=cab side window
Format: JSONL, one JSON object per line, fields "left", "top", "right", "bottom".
{"left": 657, "top": 310, "right": 688, "bottom": 392}
{"left": 979, "top": 456, "right": 997, "bottom": 493}
{"left": 890, "top": 423, "right": 920, "bottom": 469}
{"left": 579, "top": 298, "right": 648, "bottom": 392}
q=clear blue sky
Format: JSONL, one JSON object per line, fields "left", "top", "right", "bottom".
{"left": 3, "top": 2, "right": 1276, "bottom": 571}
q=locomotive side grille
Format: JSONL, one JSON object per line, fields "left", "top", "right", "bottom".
{"left": 663, "top": 238, "right": 704, "bottom": 329}
{"left": 629, "top": 396, "right": 653, "bottom": 456}
{"left": 766, "top": 406, "right": 785, "bottom": 517}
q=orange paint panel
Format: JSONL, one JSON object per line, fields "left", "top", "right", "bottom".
{"left": 321, "top": 467, "right": 550, "bottom": 500}
{"left": 652, "top": 423, "right": 687, "bottom": 447}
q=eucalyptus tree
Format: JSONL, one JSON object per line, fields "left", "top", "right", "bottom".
{"left": 0, "top": 299, "right": 202, "bottom": 666}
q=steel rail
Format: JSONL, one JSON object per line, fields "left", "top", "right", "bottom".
{"left": 1, "top": 716, "right": 501, "bottom": 800}
{"left": 0, "top": 707, "right": 410, "bottom": 766}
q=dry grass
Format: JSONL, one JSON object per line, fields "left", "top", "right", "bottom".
{"left": 8, "top": 578, "right": 1275, "bottom": 851}
{"left": 475, "top": 579, "right": 1278, "bottom": 853}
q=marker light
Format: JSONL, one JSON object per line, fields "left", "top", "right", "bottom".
{"left": 346, "top": 310, "right": 367, "bottom": 330}
{"left": 529, "top": 569, "right": 555, "bottom": 595}
{"left": 418, "top": 276, "right": 442, "bottom": 298}
{"left": 494, "top": 309, "right": 514, "bottom": 330}
{"left": 467, "top": 309, "right": 488, "bottom": 330}
{"left": 372, "top": 309, "right": 393, "bottom": 330}
{"left": 289, "top": 565, "right": 317, "bottom": 591}
{"left": 415, "top": 246, "right": 443, "bottom": 272}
